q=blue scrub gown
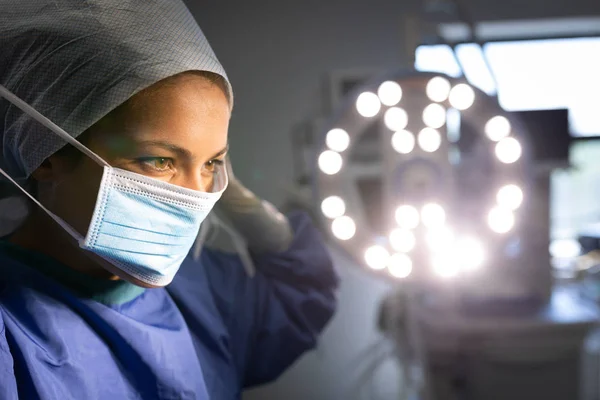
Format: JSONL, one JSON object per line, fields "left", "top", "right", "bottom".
{"left": 0, "top": 212, "right": 338, "bottom": 400}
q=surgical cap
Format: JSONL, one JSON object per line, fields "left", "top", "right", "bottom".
{"left": 0, "top": 0, "right": 232, "bottom": 179}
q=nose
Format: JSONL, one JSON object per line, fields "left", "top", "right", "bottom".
{"left": 181, "top": 172, "right": 212, "bottom": 192}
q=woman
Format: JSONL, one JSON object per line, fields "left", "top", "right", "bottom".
{"left": 0, "top": 1, "right": 338, "bottom": 399}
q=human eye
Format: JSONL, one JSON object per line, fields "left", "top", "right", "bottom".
{"left": 136, "top": 157, "right": 175, "bottom": 173}
{"left": 203, "top": 158, "right": 225, "bottom": 174}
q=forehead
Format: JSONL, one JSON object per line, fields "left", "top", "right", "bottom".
{"left": 92, "top": 74, "right": 230, "bottom": 156}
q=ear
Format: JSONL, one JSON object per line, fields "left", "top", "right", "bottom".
{"left": 30, "top": 154, "right": 71, "bottom": 183}
{"left": 30, "top": 159, "right": 55, "bottom": 183}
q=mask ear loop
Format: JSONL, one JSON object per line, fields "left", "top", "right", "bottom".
{"left": 0, "top": 85, "right": 111, "bottom": 242}
{"left": 0, "top": 85, "right": 110, "bottom": 168}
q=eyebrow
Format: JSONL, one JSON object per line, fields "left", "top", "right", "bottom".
{"left": 137, "top": 140, "right": 229, "bottom": 160}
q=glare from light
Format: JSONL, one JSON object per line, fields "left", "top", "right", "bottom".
{"left": 449, "top": 84, "right": 475, "bottom": 110}
{"left": 318, "top": 150, "right": 343, "bottom": 175}
{"left": 331, "top": 216, "right": 356, "bottom": 241}
{"left": 389, "top": 228, "right": 416, "bottom": 253}
{"left": 456, "top": 237, "right": 486, "bottom": 270}
{"left": 395, "top": 205, "right": 420, "bottom": 229}
{"left": 421, "top": 203, "right": 446, "bottom": 228}
{"left": 495, "top": 137, "right": 522, "bottom": 164}
{"left": 485, "top": 116, "right": 511, "bottom": 142}
{"left": 321, "top": 196, "right": 346, "bottom": 219}
{"left": 384, "top": 107, "right": 409, "bottom": 131}
{"left": 418, "top": 128, "right": 442, "bottom": 153}
{"left": 431, "top": 255, "right": 460, "bottom": 278}
{"left": 422, "top": 103, "right": 447, "bottom": 129}
{"left": 356, "top": 92, "right": 381, "bottom": 117}
{"left": 388, "top": 253, "right": 413, "bottom": 278}
{"left": 426, "top": 76, "right": 451, "bottom": 102}
{"left": 432, "top": 236, "right": 486, "bottom": 276}
{"left": 364, "top": 245, "right": 390, "bottom": 270}
{"left": 325, "top": 128, "right": 350, "bottom": 152}
{"left": 497, "top": 184, "right": 523, "bottom": 210}
{"left": 391, "top": 130, "right": 415, "bottom": 154}
{"left": 549, "top": 239, "right": 581, "bottom": 259}
{"left": 378, "top": 81, "right": 403, "bottom": 106}
{"left": 488, "top": 207, "right": 515, "bottom": 234}
{"left": 425, "top": 227, "right": 454, "bottom": 253}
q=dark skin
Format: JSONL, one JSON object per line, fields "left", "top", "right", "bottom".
{"left": 9, "top": 72, "right": 231, "bottom": 284}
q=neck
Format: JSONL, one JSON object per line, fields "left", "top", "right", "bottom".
{"left": 9, "top": 209, "right": 118, "bottom": 280}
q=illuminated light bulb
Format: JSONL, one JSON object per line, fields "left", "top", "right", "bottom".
{"left": 449, "top": 83, "right": 475, "bottom": 110}
{"left": 495, "top": 137, "right": 522, "bottom": 164}
{"left": 331, "top": 216, "right": 356, "bottom": 241}
{"left": 431, "top": 255, "right": 460, "bottom": 278}
{"left": 422, "top": 103, "right": 447, "bottom": 129}
{"left": 456, "top": 237, "right": 486, "bottom": 270}
{"left": 364, "top": 245, "right": 390, "bottom": 270}
{"left": 497, "top": 184, "right": 523, "bottom": 210}
{"left": 391, "top": 130, "right": 415, "bottom": 154}
{"left": 485, "top": 116, "right": 511, "bottom": 142}
{"left": 418, "top": 128, "right": 442, "bottom": 153}
{"left": 321, "top": 196, "right": 346, "bottom": 219}
{"left": 549, "top": 239, "right": 582, "bottom": 259}
{"left": 318, "top": 150, "right": 343, "bottom": 175}
{"left": 395, "top": 205, "right": 420, "bottom": 229}
{"left": 488, "top": 207, "right": 515, "bottom": 234}
{"left": 421, "top": 203, "right": 446, "bottom": 228}
{"left": 356, "top": 92, "right": 381, "bottom": 117}
{"left": 326, "top": 128, "right": 350, "bottom": 152}
{"left": 384, "top": 107, "right": 409, "bottom": 131}
{"left": 378, "top": 81, "right": 403, "bottom": 106}
{"left": 425, "top": 227, "right": 454, "bottom": 253}
{"left": 426, "top": 76, "right": 451, "bottom": 102}
{"left": 389, "top": 228, "right": 416, "bottom": 253}
{"left": 387, "top": 253, "right": 413, "bottom": 278}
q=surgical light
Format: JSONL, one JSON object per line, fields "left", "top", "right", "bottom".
{"left": 389, "top": 228, "right": 416, "bottom": 253}
{"left": 326, "top": 128, "right": 350, "bottom": 152}
{"left": 456, "top": 237, "right": 486, "bottom": 270}
{"left": 426, "top": 76, "right": 451, "bottom": 102}
{"left": 431, "top": 255, "right": 460, "bottom": 278}
{"left": 421, "top": 203, "right": 446, "bottom": 228}
{"left": 384, "top": 107, "right": 409, "bottom": 131}
{"left": 422, "top": 103, "right": 446, "bottom": 129}
{"left": 495, "top": 137, "right": 522, "bottom": 164}
{"left": 365, "top": 245, "right": 390, "bottom": 270}
{"left": 425, "top": 226, "right": 454, "bottom": 252}
{"left": 485, "top": 116, "right": 511, "bottom": 142}
{"left": 449, "top": 83, "right": 475, "bottom": 110}
{"left": 497, "top": 184, "right": 523, "bottom": 210}
{"left": 321, "top": 196, "right": 346, "bottom": 219}
{"left": 418, "top": 128, "right": 442, "bottom": 153}
{"left": 318, "top": 150, "right": 343, "bottom": 175}
{"left": 331, "top": 216, "right": 356, "bottom": 240}
{"left": 388, "top": 253, "right": 413, "bottom": 278}
{"left": 356, "top": 92, "right": 381, "bottom": 117}
{"left": 488, "top": 207, "right": 515, "bottom": 234}
{"left": 395, "top": 205, "right": 420, "bottom": 229}
{"left": 378, "top": 81, "right": 403, "bottom": 106}
{"left": 392, "top": 130, "right": 415, "bottom": 154}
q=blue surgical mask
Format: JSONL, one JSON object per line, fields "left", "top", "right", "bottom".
{"left": 0, "top": 84, "right": 227, "bottom": 287}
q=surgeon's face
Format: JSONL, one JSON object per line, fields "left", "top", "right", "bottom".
{"left": 34, "top": 72, "right": 230, "bottom": 239}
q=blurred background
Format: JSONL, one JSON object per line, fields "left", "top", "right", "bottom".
{"left": 189, "top": 1, "right": 600, "bottom": 400}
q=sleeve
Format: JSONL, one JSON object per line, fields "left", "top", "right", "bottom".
{"left": 0, "top": 308, "right": 18, "bottom": 399}
{"left": 204, "top": 211, "right": 339, "bottom": 388}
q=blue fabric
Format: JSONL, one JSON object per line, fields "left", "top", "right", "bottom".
{"left": 0, "top": 212, "right": 338, "bottom": 399}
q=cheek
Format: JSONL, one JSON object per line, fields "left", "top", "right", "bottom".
{"left": 49, "top": 159, "right": 103, "bottom": 237}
